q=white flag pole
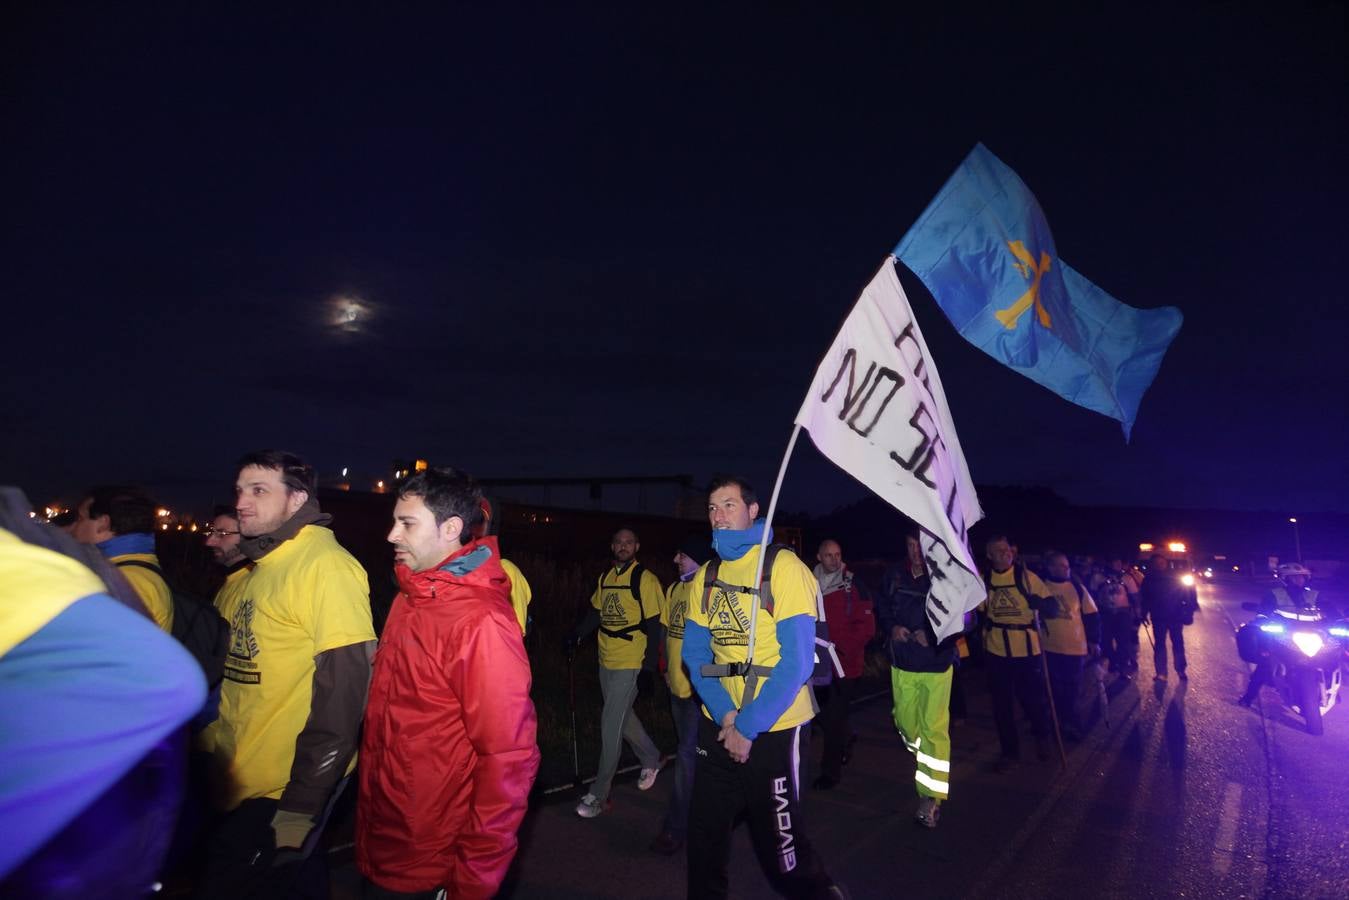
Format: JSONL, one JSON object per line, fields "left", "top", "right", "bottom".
{"left": 744, "top": 423, "right": 802, "bottom": 672}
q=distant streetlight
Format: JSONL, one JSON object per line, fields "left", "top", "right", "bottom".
{"left": 1289, "top": 517, "right": 1301, "bottom": 564}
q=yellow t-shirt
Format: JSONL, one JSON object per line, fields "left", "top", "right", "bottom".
{"left": 213, "top": 563, "right": 252, "bottom": 615}
{"left": 198, "top": 525, "right": 374, "bottom": 810}
{"left": 981, "top": 566, "right": 1048, "bottom": 658}
{"left": 1, "top": 528, "right": 106, "bottom": 657}
{"left": 685, "top": 546, "right": 817, "bottom": 732}
{"left": 589, "top": 563, "right": 661, "bottom": 670}
{"left": 501, "top": 557, "right": 532, "bottom": 635}
{"left": 1041, "top": 579, "right": 1098, "bottom": 656}
{"left": 661, "top": 578, "right": 695, "bottom": 699}
{"left": 111, "top": 552, "right": 174, "bottom": 633}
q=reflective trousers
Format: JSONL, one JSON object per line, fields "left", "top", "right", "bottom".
{"left": 890, "top": 667, "right": 953, "bottom": 799}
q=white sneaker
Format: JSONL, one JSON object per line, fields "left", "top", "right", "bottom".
{"left": 637, "top": 766, "right": 660, "bottom": 791}
{"left": 575, "top": 793, "right": 608, "bottom": 818}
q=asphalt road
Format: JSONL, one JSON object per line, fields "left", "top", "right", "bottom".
{"left": 333, "top": 576, "right": 1348, "bottom": 899}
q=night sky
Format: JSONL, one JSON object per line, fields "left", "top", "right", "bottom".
{"left": 4, "top": 4, "right": 1346, "bottom": 517}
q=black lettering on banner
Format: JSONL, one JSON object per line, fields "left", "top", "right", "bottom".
{"left": 821, "top": 351, "right": 905, "bottom": 438}
{"left": 848, "top": 367, "right": 903, "bottom": 437}
{"left": 821, "top": 350, "right": 875, "bottom": 421}
{"left": 889, "top": 402, "right": 947, "bottom": 490}
{"left": 894, "top": 323, "right": 932, "bottom": 396}
{"left": 944, "top": 476, "right": 970, "bottom": 547}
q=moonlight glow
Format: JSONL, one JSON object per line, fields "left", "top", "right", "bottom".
{"left": 329, "top": 295, "right": 372, "bottom": 333}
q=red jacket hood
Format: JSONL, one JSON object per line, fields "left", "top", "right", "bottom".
{"left": 393, "top": 536, "right": 509, "bottom": 605}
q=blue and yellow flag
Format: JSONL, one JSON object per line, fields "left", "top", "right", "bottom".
{"left": 894, "top": 144, "right": 1182, "bottom": 438}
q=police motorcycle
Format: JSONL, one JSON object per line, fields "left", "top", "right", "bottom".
{"left": 1236, "top": 566, "right": 1348, "bottom": 735}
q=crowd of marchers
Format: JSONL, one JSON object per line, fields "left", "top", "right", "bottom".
{"left": 5, "top": 456, "right": 1320, "bottom": 900}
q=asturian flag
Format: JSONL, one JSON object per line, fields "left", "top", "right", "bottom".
{"left": 894, "top": 143, "right": 1183, "bottom": 439}
{"left": 794, "top": 259, "right": 984, "bottom": 641}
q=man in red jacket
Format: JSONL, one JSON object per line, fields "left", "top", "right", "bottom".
{"left": 812, "top": 539, "right": 876, "bottom": 790}
{"left": 356, "top": 467, "right": 540, "bottom": 899}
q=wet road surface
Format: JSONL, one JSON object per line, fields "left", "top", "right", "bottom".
{"left": 330, "top": 576, "right": 1348, "bottom": 899}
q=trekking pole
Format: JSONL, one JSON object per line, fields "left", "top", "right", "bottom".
{"left": 1034, "top": 611, "right": 1069, "bottom": 770}
{"left": 1094, "top": 657, "right": 1110, "bottom": 729}
{"left": 1142, "top": 618, "right": 1155, "bottom": 650}
{"left": 567, "top": 650, "right": 581, "bottom": 788}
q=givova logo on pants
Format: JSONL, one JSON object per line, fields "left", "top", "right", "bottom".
{"left": 773, "top": 776, "right": 796, "bottom": 872}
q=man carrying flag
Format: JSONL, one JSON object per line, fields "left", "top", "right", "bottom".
{"left": 682, "top": 475, "right": 847, "bottom": 900}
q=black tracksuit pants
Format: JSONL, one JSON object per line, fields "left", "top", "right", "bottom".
{"left": 687, "top": 715, "right": 835, "bottom": 899}
{"left": 985, "top": 652, "right": 1051, "bottom": 759}
{"left": 815, "top": 676, "right": 858, "bottom": 782}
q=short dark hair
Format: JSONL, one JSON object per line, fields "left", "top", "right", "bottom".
{"left": 612, "top": 527, "right": 640, "bottom": 543}
{"left": 399, "top": 466, "right": 483, "bottom": 533}
{"left": 985, "top": 533, "right": 1011, "bottom": 551}
{"left": 707, "top": 474, "right": 757, "bottom": 506}
{"left": 236, "top": 450, "right": 316, "bottom": 495}
{"left": 211, "top": 504, "right": 239, "bottom": 521}
{"left": 85, "top": 484, "right": 157, "bottom": 535}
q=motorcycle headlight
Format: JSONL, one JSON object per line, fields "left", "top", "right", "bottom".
{"left": 1291, "top": 632, "right": 1324, "bottom": 658}
{"left": 1181, "top": 573, "right": 1196, "bottom": 587}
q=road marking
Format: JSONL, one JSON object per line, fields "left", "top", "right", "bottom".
{"left": 1211, "top": 780, "right": 1243, "bottom": 875}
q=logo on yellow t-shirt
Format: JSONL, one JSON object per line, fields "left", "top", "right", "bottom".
{"left": 225, "top": 598, "right": 261, "bottom": 684}
{"left": 601, "top": 591, "right": 627, "bottom": 628}
{"left": 707, "top": 589, "right": 750, "bottom": 648}
{"left": 666, "top": 594, "right": 687, "bottom": 640}
{"left": 988, "top": 586, "right": 1023, "bottom": 618}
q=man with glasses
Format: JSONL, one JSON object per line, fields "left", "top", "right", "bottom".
{"left": 203, "top": 505, "right": 250, "bottom": 612}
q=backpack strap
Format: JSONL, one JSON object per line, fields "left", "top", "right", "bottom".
{"left": 699, "top": 545, "right": 786, "bottom": 616}
{"left": 696, "top": 545, "right": 791, "bottom": 693}
{"left": 114, "top": 559, "right": 165, "bottom": 578}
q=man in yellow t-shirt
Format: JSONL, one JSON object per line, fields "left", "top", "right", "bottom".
{"left": 649, "top": 535, "right": 712, "bottom": 856}
{"left": 682, "top": 475, "right": 843, "bottom": 899}
{"left": 197, "top": 450, "right": 375, "bottom": 898}
{"left": 566, "top": 528, "right": 663, "bottom": 818}
{"left": 1041, "top": 551, "right": 1101, "bottom": 741}
{"left": 70, "top": 484, "right": 173, "bottom": 632}
{"left": 980, "top": 535, "right": 1054, "bottom": 770}
{"left": 475, "top": 497, "right": 532, "bottom": 635}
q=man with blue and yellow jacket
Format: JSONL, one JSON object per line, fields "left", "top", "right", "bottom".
{"left": 0, "top": 515, "right": 205, "bottom": 896}
{"left": 71, "top": 484, "right": 173, "bottom": 632}
{"left": 683, "top": 475, "right": 844, "bottom": 900}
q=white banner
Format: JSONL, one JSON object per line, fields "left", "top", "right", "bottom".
{"left": 794, "top": 258, "right": 985, "bottom": 640}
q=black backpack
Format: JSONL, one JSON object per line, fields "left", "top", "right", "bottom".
{"left": 699, "top": 544, "right": 841, "bottom": 686}
{"left": 116, "top": 560, "right": 230, "bottom": 689}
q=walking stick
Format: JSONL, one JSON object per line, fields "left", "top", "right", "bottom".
{"left": 1093, "top": 656, "right": 1110, "bottom": 729}
{"left": 1142, "top": 618, "right": 1155, "bottom": 650}
{"left": 567, "top": 650, "right": 581, "bottom": 788}
{"left": 1034, "top": 611, "right": 1069, "bottom": 770}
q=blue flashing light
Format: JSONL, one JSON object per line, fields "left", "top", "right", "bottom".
{"left": 1259, "top": 622, "right": 1286, "bottom": 634}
